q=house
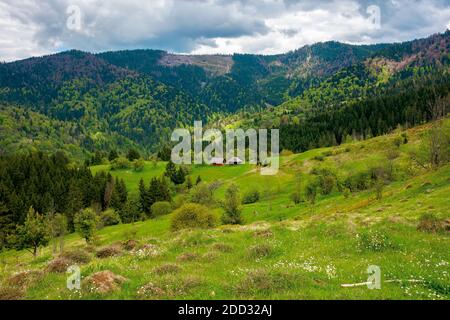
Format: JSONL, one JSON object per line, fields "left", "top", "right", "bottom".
{"left": 210, "top": 157, "right": 224, "bottom": 166}
{"left": 227, "top": 157, "right": 243, "bottom": 165}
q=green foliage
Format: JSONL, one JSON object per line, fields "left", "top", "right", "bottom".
{"left": 171, "top": 203, "right": 216, "bottom": 231}
{"left": 165, "top": 161, "right": 187, "bottom": 185}
{"left": 139, "top": 177, "right": 171, "bottom": 217}
{"left": 99, "top": 209, "right": 121, "bottom": 227}
{"left": 133, "top": 158, "right": 145, "bottom": 172}
{"left": 74, "top": 208, "right": 99, "bottom": 243}
{"left": 11, "top": 207, "right": 50, "bottom": 258}
{"left": 190, "top": 183, "right": 215, "bottom": 206}
{"left": 242, "top": 189, "right": 260, "bottom": 204}
{"left": 111, "top": 157, "right": 131, "bottom": 170}
{"left": 305, "top": 181, "right": 318, "bottom": 205}
{"left": 222, "top": 184, "right": 242, "bottom": 225}
{"left": 108, "top": 150, "right": 119, "bottom": 162}
{"left": 151, "top": 201, "right": 172, "bottom": 217}
{"left": 118, "top": 197, "right": 142, "bottom": 224}
{"left": 291, "top": 191, "right": 302, "bottom": 205}
{"left": 127, "top": 148, "right": 141, "bottom": 162}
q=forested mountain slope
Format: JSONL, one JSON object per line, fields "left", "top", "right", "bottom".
{"left": 0, "top": 31, "right": 448, "bottom": 159}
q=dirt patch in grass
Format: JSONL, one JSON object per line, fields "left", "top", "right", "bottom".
{"left": 248, "top": 244, "right": 273, "bottom": 259}
{"left": 234, "top": 269, "right": 298, "bottom": 296}
{"left": 60, "top": 249, "right": 92, "bottom": 264}
{"left": 46, "top": 257, "right": 72, "bottom": 273}
{"left": 137, "top": 275, "right": 202, "bottom": 299}
{"left": 123, "top": 239, "right": 139, "bottom": 251}
{"left": 137, "top": 282, "right": 166, "bottom": 298}
{"left": 96, "top": 245, "right": 122, "bottom": 258}
{"left": 7, "top": 270, "right": 45, "bottom": 288}
{"left": 82, "top": 270, "right": 128, "bottom": 295}
{"left": 202, "top": 251, "right": 219, "bottom": 261}
{"left": 254, "top": 229, "right": 273, "bottom": 238}
{"left": 212, "top": 243, "right": 233, "bottom": 253}
{"left": 417, "top": 213, "right": 448, "bottom": 233}
{"left": 0, "top": 286, "right": 25, "bottom": 300}
{"left": 153, "top": 263, "right": 181, "bottom": 275}
{"left": 177, "top": 252, "right": 199, "bottom": 262}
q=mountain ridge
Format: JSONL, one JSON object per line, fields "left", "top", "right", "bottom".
{"left": 0, "top": 31, "right": 448, "bottom": 159}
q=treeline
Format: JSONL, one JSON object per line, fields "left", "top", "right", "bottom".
{"left": 280, "top": 76, "right": 450, "bottom": 152}
{"left": 0, "top": 152, "right": 129, "bottom": 248}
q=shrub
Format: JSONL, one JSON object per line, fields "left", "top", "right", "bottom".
{"left": 127, "top": 148, "right": 141, "bottom": 162}
{"left": 74, "top": 208, "right": 99, "bottom": 243}
{"left": 242, "top": 189, "right": 260, "bottom": 204}
{"left": 133, "top": 158, "right": 145, "bottom": 172}
{"left": 190, "top": 183, "right": 215, "bottom": 206}
{"left": 417, "top": 213, "right": 446, "bottom": 233}
{"left": 291, "top": 191, "right": 302, "bottom": 205}
{"left": 313, "top": 155, "right": 325, "bottom": 161}
{"left": 151, "top": 201, "right": 172, "bottom": 217}
{"left": 280, "top": 149, "right": 294, "bottom": 156}
{"left": 344, "top": 171, "right": 371, "bottom": 192}
{"left": 171, "top": 203, "right": 216, "bottom": 231}
{"left": 111, "top": 157, "right": 131, "bottom": 170}
{"left": 222, "top": 184, "right": 243, "bottom": 225}
{"left": 305, "top": 181, "right": 318, "bottom": 205}
{"left": 318, "top": 174, "right": 336, "bottom": 195}
{"left": 99, "top": 209, "right": 121, "bottom": 227}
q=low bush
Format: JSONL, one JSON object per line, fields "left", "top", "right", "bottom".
{"left": 417, "top": 213, "right": 446, "bottom": 233}
{"left": 151, "top": 201, "right": 172, "bottom": 217}
{"left": 242, "top": 189, "right": 260, "bottom": 204}
{"left": 110, "top": 157, "right": 131, "bottom": 170}
{"left": 99, "top": 209, "right": 121, "bottom": 227}
{"left": 291, "top": 191, "right": 302, "bottom": 205}
{"left": 171, "top": 203, "right": 216, "bottom": 231}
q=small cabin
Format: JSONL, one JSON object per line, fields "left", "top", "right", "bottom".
{"left": 211, "top": 157, "right": 225, "bottom": 166}
{"left": 227, "top": 157, "right": 243, "bottom": 165}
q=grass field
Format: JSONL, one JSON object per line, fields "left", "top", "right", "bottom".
{"left": 0, "top": 121, "right": 449, "bottom": 300}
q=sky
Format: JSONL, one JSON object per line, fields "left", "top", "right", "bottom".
{"left": 0, "top": 0, "right": 449, "bottom": 62}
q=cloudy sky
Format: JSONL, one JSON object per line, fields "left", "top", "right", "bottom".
{"left": 0, "top": 0, "right": 449, "bottom": 62}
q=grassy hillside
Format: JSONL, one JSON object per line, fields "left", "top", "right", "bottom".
{"left": 0, "top": 121, "right": 449, "bottom": 300}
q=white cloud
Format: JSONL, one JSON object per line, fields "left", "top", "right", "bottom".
{"left": 0, "top": 0, "right": 449, "bottom": 62}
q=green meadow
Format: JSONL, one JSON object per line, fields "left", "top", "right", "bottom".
{"left": 0, "top": 121, "right": 449, "bottom": 300}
